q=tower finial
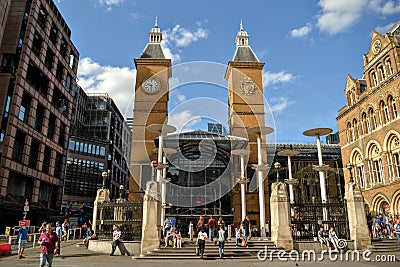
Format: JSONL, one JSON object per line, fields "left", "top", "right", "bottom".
{"left": 240, "top": 19, "right": 243, "bottom": 31}
{"left": 155, "top": 16, "right": 158, "bottom": 28}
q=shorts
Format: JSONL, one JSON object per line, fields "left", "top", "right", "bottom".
{"left": 18, "top": 239, "right": 27, "bottom": 249}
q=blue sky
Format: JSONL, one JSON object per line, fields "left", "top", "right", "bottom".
{"left": 55, "top": 0, "right": 400, "bottom": 143}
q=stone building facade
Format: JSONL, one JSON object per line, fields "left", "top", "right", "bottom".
{"left": 337, "top": 20, "right": 400, "bottom": 216}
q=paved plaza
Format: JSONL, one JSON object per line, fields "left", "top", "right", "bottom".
{"left": 0, "top": 240, "right": 398, "bottom": 267}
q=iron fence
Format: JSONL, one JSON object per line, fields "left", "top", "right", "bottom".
{"left": 290, "top": 202, "right": 349, "bottom": 241}
{"left": 95, "top": 200, "right": 142, "bottom": 241}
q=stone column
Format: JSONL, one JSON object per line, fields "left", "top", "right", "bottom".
{"left": 270, "top": 181, "right": 293, "bottom": 250}
{"left": 140, "top": 181, "right": 161, "bottom": 255}
{"left": 92, "top": 188, "right": 110, "bottom": 234}
{"left": 344, "top": 182, "right": 371, "bottom": 250}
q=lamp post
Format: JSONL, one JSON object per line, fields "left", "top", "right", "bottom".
{"left": 247, "top": 126, "right": 274, "bottom": 238}
{"left": 101, "top": 171, "right": 108, "bottom": 189}
{"left": 119, "top": 185, "right": 125, "bottom": 199}
{"left": 274, "top": 162, "right": 281, "bottom": 182}
{"left": 232, "top": 148, "right": 250, "bottom": 221}
{"left": 303, "top": 128, "right": 332, "bottom": 203}
{"left": 346, "top": 162, "right": 354, "bottom": 183}
{"left": 277, "top": 150, "right": 300, "bottom": 205}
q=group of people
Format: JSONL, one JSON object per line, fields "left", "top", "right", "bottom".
{"left": 317, "top": 226, "right": 340, "bottom": 252}
{"left": 367, "top": 212, "right": 399, "bottom": 240}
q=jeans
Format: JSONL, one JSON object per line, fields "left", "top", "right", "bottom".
{"left": 396, "top": 233, "right": 400, "bottom": 248}
{"left": 40, "top": 253, "right": 54, "bottom": 267}
{"left": 218, "top": 241, "right": 224, "bottom": 256}
{"left": 198, "top": 239, "right": 205, "bottom": 255}
{"left": 111, "top": 240, "right": 119, "bottom": 255}
{"left": 210, "top": 228, "right": 215, "bottom": 241}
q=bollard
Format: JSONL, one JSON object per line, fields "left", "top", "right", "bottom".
{"left": 33, "top": 233, "right": 36, "bottom": 248}
{"left": 227, "top": 225, "right": 231, "bottom": 240}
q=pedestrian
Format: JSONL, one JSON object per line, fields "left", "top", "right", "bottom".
{"left": 188, "top": 221, "right": 194, "bottom": 242}
{"left": 83, "top": 226, "right": 93, "bottom": 250}
{"left": 55, "top": 221, "right": 62, "bottom": 256}
{"left": 62, "top": 219, "right": 70, "bottom": 241}
{"left": 163, "top": 217, "right": 172, "bottom": 239}
{"left": 217, "top": 225, "right": 226, "bottom": 258}
{"left": 196, "top": 216, "right": 205, "bottom": 235}
{"left": 196, "top": 227, "right": 208, "bottom": 258}
{"left": 38, "top": 223, "right": 59, "bottom": 267}
{"left": 17, "top": 222, "right": 29, "bottom": 259}
{"left": 317, "top": 226, "right": 328, "bottom": 250}
{"left": 207, "top": 215, "right": 216, "bottom": 242}
{"left": 242, "top": 215, "right": 250, "bottom": 243}
{"left": 394, "top": 218, "right": 400, "bottom": 249}
{"left": 38, "top": 221, "right": 47, "bottom": 233}
{"left": 217, "top": 216, "right": 225, "bottom": 229}
{"left": 110, "top": 225, "right": 121, "bottom": 256}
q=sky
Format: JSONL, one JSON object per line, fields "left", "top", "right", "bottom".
{"left": 54, "top": 0, "right": 400, "bottom": 143}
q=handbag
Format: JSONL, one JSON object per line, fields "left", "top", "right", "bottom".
{"left": 241, "top": 239, "right": 246, "bottom": 247}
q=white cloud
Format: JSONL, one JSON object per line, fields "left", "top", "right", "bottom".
{"left": 269, "top": 97, "right": 295, "bottom": 114}
{"left": 316, "top": 0, "right": 366, "bottom": 35}
{"left": 99, "top": 0, "right": 124, "bottom": 11}
{"left": 169, "top": 110, "right": 201, "bottom": 133}
{"left": 161, "top": 24, "right": 208, "bottom": 63}
{"left": 77, "top": 57, "right": 136, "bottom": 118}
{"left": 369, "top": 0, "right": 400, "bottom": 15}
{"left": 263, "top": 71, "right": 296, "bottom": 88}
{"left": 177, "top": 94, "right": 186, "bottom": 102}
{"left": 289, "top": 23, "right": 313, "bottom": 38}
{"left": 375, "top": 22, "right": 396, "bottom": 33}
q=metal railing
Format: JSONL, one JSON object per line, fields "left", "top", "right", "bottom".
{"left": 95, "top": 200, "right": 142, "bottom": 241}
{"left": 290, "top": 202, "right": 349, "bottom": 241}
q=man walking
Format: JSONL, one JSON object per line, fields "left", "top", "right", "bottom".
{"left": 208, "top": 215, "right": 216, "bottom": 242}
{"left": 110, "top": 225, "right": 121, "bottom": 256}
{"left": 55, "top": 221, "right": 62, "bottom": 256}
{"left": 38, "top": 224, "right": 59, "bottom": 267}
{"left": 17, "top": 222, "right": 29, "bottom": 259}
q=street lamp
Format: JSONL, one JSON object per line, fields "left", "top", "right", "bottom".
{"left": 247, "top": 126, "right": 274, "bottom": 238}
{"left": 119, "top": 185, "right": 125, "bottom": 199}
{"left": 101, "top": 171, "right": 108, "bottom": 189}
{"left": 346, "top": 162, "right": 354, "bottom": 183}
{"left": 232, "top": 148, "right": 250, "bottom": 221}
{"left": 274, "top": 162, "right": 281, "bottom": 182}
{"left": 303, "top": 127, "right": 332, "bottom": 204}
{"left": 277, "top": 149, "right": 300, "bottom": 204}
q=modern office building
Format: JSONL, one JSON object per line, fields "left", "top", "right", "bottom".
{"left": 0, "top": 0, "right": 79, "bottom": 227}
{"left": 64, "top": 92, "right": 132, "bottom": 213}
{"left": 337, "top": 20, "right": 400, "bottom": 215}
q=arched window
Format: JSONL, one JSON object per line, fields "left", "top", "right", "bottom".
{"left": 346, "top": 122, "right": 353, "bottom": 143}
{"left": 379, "top": 65, "right": 386, "bottom": 81}
{"left": 386, "top": 59, "right": 393, "bottom": 75}
{"left": 372, "top": 71, "right": 378, "bottom": 86}
{"left": 387, "top": 135, "right": 400, "bottom": 182}
{"left": 368, "top": 144, "right": 384, "bottom": 184}
{"left": 361, "top": 112, "right": 368, "bottom": 135}
{"left": 352, "top": 119, "right": 359, "bottom": 140}
{"left": 352, "top": 152, "right": 366, "bottom": 188}
{"left": 388, "top": 95, "right": 398, "bottom": 119}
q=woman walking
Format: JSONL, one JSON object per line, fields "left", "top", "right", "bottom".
{"left": 196, "top": 227, "right": 208, "bottom": 258}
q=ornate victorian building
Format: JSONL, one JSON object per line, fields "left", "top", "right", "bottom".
{"left": 337, "top": 21, "right": 400, "bottom": 215}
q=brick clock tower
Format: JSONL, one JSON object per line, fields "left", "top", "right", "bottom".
{"left": 225, "top": 22, "right": 270, "bottom": 228}
{"left": 129, "top": 19, "right": 172, "bottom": 200}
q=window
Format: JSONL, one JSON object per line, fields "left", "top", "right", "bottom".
{"left": 386, "top": 60, "right": 393, "bottom": 75}
{"left": 54, "top": 153, "right": 63, "bottom": 179}
{"left": 55, "top": 62, "right": 63, "bottom": 81}
{"left": 12, "top": 131, "right": 25, "bottom": 163}
{"left": 26, "top": 61, "right": 49, "bottom": 95}
{"left": 69, "top": 54, "right": 74, "bottom": 68}
{"left": 42, "top": 147, "right": 51, "bottom": 174}
{"left": 49, "top": 24, "right": 58, "bottom": 44}
{"left": 65, "top": 75, "right": 72, "bottom": 92}
{"left": 3, "top": 95, "right": 11, "bottom": 117}
{"left": 372, "top": 72, "right": 378, "bottom": 86}
{"left": 32, "top": 33, "right": 42, "bottom": 56}
{"left": 34, "top": 104, "right": 45, "bottom": 132}
{"left": 60, "top": 37, "right": 67, "bottom": 57}
{"left": 393, "top": 98, "right": 398, "bottom": 119}
{"left": 28, "top": 139, "right": 40, "bottom": 169}
{"left": 47, "top": 114, "right": 56, "bottom": 140}
{"left": 68, "top": 140, "right": 75, "bottom": 151}
{"left": 58, "top": 122, "right": 65, "bottom": 146}
{"left": 0, "top": 130, "right": 5, "bottom": 156}
{"left": 44, "top": 49, "right": 54, "bottom": 70}
{"left": 384, "top": 103, "right": 390, "bottom": 123}
{"left": 38, "top": 6, "right": 47, "bottom": 30}
{"left": 19, "top": 94, "right": 31, "bottom": 123}
{"left": 379, "top": 65, "right": 386, "bottom": 81}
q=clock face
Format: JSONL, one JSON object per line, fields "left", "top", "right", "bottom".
{"left": 372, "top": 39, "right": 381, "bottom": 54}
{"left": 143, "top": 78, "right": 160, "bottom": 94}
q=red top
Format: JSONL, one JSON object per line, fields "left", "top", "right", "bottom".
{"left": 208, "top": 218, "right": 216, "bottom": 228}
{"left": 39, "top": 232, "right": 58, "bottom": 254}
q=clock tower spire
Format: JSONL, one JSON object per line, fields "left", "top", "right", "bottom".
{"left": 130, "top": 19, "right": 172, "bottom": 199}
